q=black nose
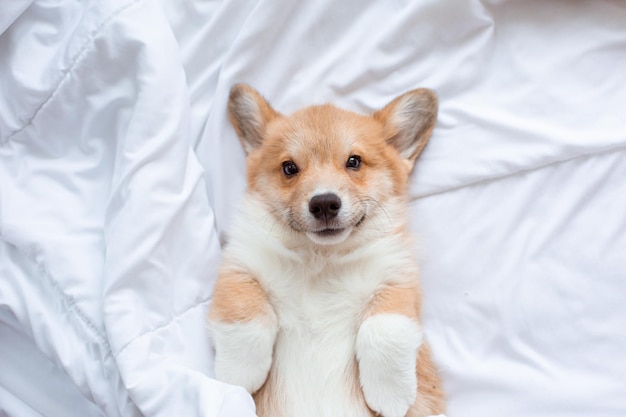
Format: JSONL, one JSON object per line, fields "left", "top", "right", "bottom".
{"left": 309, "top": 193, "right": 342, "bottom": 221}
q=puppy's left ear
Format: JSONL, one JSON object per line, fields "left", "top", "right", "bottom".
{"left": 373, "top": 88, "right": 438, "bottom": 169}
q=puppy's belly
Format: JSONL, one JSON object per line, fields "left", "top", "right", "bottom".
{"left": 255, "top": 320, "right": 373, "bottom": 417}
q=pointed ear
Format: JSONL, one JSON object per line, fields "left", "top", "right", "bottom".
{"left": 373, "top": 88, "right": 438, "bottom": 168}
{"left": 228, "top": 84, "right": 280, "bottom": 155}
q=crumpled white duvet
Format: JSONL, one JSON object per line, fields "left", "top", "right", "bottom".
{"left": 0, "top": 1, "right": 253, "bottom": 416}
{"left": 1, "top": 1, "right": 625, "bottom": 417}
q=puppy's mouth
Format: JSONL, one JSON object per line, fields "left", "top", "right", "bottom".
{"left": 314, "top": 227, "right": 347, "bottom": 237}
{"left": 305, "top": 214, "right": 366, "bottom": 245}
{"left": 313, "top": 214, "right": 365, "bottom": 236}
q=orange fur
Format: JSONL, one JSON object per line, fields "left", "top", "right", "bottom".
{"left": 410, "top": 344, "right": 447, "bottom": 417}
{"left": 365, "top": 282, "right": 422, "bottom": 319}
{"left": 250, "top": 106, "right": 410, "bottom": 196}
{"left": 209, "top": 265, "right": 273, "bottom": 323}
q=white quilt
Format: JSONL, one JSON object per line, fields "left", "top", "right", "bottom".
{"left": 1, "top": 1, "right": 625, "bottom": 417}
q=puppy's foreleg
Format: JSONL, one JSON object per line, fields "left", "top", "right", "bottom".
{"left": 356, "top": 284, "right": 423, "bottom": 417}
{"left": 207, "top": 266, "right": 277, "bottom": 394}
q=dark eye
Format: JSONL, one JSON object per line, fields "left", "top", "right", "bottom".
{"left": 282, "top": 160, "right": 299, "bottom": 177}
{"left": 346, "top": 155, "right": 362, "bottom": 170}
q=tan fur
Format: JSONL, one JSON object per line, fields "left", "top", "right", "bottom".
{"left": 409, "top": 344, "right": 447, "bottom": 417}
{"left": 245, "top": 105, "right": 412, "bottom": 232}
{"left": 208, "top": 84, "right": 445, "bottom": 417}
{"left": 365, "top": 282, "right": 421, "bottom": 321}
{"left": 209, "top": 265, "right": 273, "bottom": 323}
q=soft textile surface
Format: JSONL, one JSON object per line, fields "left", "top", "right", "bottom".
{"left": 1, "top": 1, "right": 625, "bottom": 417}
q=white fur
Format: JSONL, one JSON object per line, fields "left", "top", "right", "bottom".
{"left": 208, "top": 318, "right": 277, "bottom": 394}
{"left": 356, "top": 314, "right": 423, "bottom": 417}
{"left": 216, "top": 196, "right": 421, "bottom": 417}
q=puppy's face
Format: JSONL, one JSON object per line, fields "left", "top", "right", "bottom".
{"left": 228, "top": 85, "right": 437, "bottom": 246}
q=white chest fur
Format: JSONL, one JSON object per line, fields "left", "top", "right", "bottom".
{"left": 225, "top": 220, "right": 415, "bottom": 416}
{"left": 257, "top": 253, "right": 386, "bottom": 416}
{"left": 214, "top": 198, "right": 421, "bottom": 417}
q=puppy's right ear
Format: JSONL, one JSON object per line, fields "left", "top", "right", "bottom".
{"left": 228, "top": 84, "right": 280, "bottom": 155}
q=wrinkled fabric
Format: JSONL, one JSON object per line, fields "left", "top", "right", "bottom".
{"left": 0, "top": 1, "right": 255, "bottom": 416}
{"left": 1, "top": 0, "right": 625, "bottom": 416}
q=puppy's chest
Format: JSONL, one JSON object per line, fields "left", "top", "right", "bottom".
{"left": 259, "top": 260, "right": 377, "bottom": 415}
{"left": 260, "top": 257, "right": 383, "bottom": 334}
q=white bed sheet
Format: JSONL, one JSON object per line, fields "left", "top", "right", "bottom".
{"left": 1, "top": 1, "right": 625, "bottom": 416}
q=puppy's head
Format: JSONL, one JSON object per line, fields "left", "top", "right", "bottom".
{"left": 228, "top": 84, "right": 437, "bottom": 246}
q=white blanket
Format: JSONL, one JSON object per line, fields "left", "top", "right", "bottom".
{"left": 1, "top": 1, "right": 625, "bottom": 416}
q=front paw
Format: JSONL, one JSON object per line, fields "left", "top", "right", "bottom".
{"left": 356, "top": 314, "right": 423, "bottom": 417}
{"left": 209, "top": 319, "right": 277, "bottom": 393}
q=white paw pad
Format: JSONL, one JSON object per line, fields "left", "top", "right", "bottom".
{"left": 356, "top": 314, "right": 423, "bottom": 417}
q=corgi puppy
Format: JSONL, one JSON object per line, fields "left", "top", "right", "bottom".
{"left": 207, "top": 84, "right": 445, "bottom": 417}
